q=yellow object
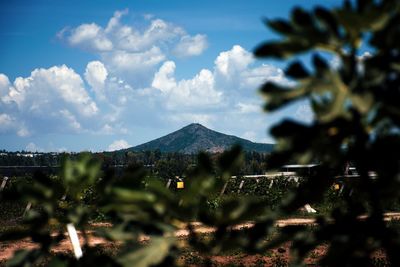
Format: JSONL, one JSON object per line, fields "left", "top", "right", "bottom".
{"left": 333, "top": 183, "right": 340, "bottom": 190}
{"left": 177, "top": 181, "right": 184, "bottom": 189}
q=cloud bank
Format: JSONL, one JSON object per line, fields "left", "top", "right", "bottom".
{"left": 0, "top": 9, "right": 298, "bottom": 151}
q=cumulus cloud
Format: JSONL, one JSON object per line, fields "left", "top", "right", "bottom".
{"left": 152, "top": 61, "right": 222, "bottom": 109}
{"left": 59, "top": 109, "right": 82, "bottom": 131}
{"left": 85, "top": 61, "right": 108, "bottom": 100}
{"left": 0, "top": 66, "right": 99, "bottom": 135}
{"left": 173, "top": 34, "right": 208, "bottom": 57}
{"left": 107, "top": 139, "right": 131, "bottom": 151}
{"left": 0, "top": 42, "right": 290, "bottom": 147}
{"left": 240, "top": 64, "right": 293, "bottom": 89}
{"left": 0, "top": 74, "right": 10, "bottom": 96}
{"left": 215, "top": 45, "right": 253, "bottom": 77}
{"left": 2, "top": 65, "right": 98, "bottom": 117}
{"left": 1, "top": 7, "right": 295, "bottom": 150}
{"left": 151, "top": 45, "right": 288, "bottom": 113}
{"left": 59, "top": 9, "right": 207, "bottom": 87}
{"left": 152, "top": 61, "right": 176, "bottom": 93}
{"left": 66, "top": 23, "right": 113, "bottom": 52}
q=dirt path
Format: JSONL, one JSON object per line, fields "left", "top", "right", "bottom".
{"left": 1, "top": 212, "right": 400, "bottom": 262}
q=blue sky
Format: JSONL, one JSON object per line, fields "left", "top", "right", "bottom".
{"left": 0, "top": 0, "right": 340, "bottom": 152}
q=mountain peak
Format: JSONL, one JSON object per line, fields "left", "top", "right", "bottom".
{"left": 181, "top": 123, "right": 209, "bottom": 133}
{"left": 127, "top": 123, "right": 274, "bottom": 154}
{"left": 184, "top": 123, "right": 207, "bottom": 129}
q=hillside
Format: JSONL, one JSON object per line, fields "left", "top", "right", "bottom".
{"left": 126, "top": 123, "right": 274, "bottom": 154}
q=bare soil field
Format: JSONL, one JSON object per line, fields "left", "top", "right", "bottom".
{"left": 1, "top": 213, "right": 399, "bottom": 266}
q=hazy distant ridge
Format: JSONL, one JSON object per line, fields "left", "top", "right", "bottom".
{"left": 126, "top": 123, "right": 274, "bottom": 154}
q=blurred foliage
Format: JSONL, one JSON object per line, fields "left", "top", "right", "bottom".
{"left": 254, "top": 0, "right": 400, "bottom": 265}
{"left": 2, "top": 0, "right": 400, "bottom": 266}
{"left": 0, "top": 147, "right": 273, "bottom": 267}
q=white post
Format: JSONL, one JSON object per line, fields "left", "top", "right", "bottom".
{"left": 349, "top": 189, "right": 354, "bottom": 196}
{"left": 166, "top": 179, "right": 172, "bottom": 189}
{"left": 237, "top": 180, "right": 245, "bottom": 193}
{"left": 269, "top": 179, "right": 274, "bottom": 189}
{"left": 219, "top": 180, "right": 229, "bottom": 197}
{"left": 304, "top": 204, "right": 317, "bottom": 213}
{"left": 0, "top": 176, "right": 8, "bottom": 192}
{"left": 339, "top": 184, "right": 345, "bottom": 196}
{"left": 67, "top": 223, "right": 83, "bottom": 259}
{"left": 23, "top": 202, "right": 32, "bottom": 216}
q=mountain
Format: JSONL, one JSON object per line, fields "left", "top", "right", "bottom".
{"left": 127, "top": 123, "right": 274, "bottom": 154}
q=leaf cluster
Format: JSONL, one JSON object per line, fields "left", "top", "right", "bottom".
{"left": 255, "top": 0, "right": 400, "bottom": 265}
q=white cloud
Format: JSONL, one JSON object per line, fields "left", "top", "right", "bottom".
{"left": 85, "top": 61, "right": 108, "bottom": 100}
{"left": 59, "top": 109, "right": 82, "bottom": 131}
{"left": 99, "top": 123, "right": 128, "bottom": 135}
{"left": 152, "top": 61, "right": 176, "bottom": 93}
{"left": 168, "top": 113, "right": 214, "bottom": 127}
{"left": 67, "top": 23, "right": 113, "bottom": 52}
{"left": 59, "top": 9, "right": 207, "bottom": 87}
{"left": 174, "top": 34, "right": 208, "bottom": 57}
{"left": 241, "top": 64, "right": 292, "bottom": 88}
{"left": 0, "top": 66, "right": 100, "bottom": 136}
{"left": 212, "top": 45, "right": 293, "bottom": 96}
{"left": 2, "top": 7, "right": 295, "bottom": 151}
{"left": 17, "top": 127, "right": 30, "bottom": 137}
{"left": 152, "top": 61, "right": 222, "bottom": 109}
{"left": 105, "top": 9, "right": 128, "bottom": 33}
{"left": 25, "top": 142, "right": 43, "bottom": 152}
{"left": 151, "top": 45, "right": 287, "bottom": 113}
{"left": 0, "top": 74, "right": 10, "bottom": 96}
{"left": 107, "top": 139, "right": 131, "bottom": 151}
{"left": 2, "top": 65, "right": 98, "bottom": 117}
{"left": 0, "top": 109, "right": 31, "bottom": 137}
{"left": 0, "top": 113, "right": 14, "bottom": 132}
{"left": 103, "top": 46, "right": 165, "bottom": 74}
{"left": 237, "top": 102, "right": 260, "bottom": 113}
{"left": 215, "top": 45, "right": 253, "bottom": 77}
{"left": 0, "top": 42, "right": 291, "bottom": 146}
{"left": 295, "top": 103, "right": 314, "bottom": 123}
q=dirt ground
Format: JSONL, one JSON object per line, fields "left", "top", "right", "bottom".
{"left": 1, "top": 213, "right": 399, "bottom": 265}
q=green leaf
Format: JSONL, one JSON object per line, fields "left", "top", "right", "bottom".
{"left": 286, "top": 61, "right": 309, "bottom": 79}
{"left": 6, "top": 250, "right": 34, "bottom": 267}
{"left": 314, "top": 7, "right": 340, "bottom": 37}
{"left": 254, "top": 40, "right": 312, "bottom": 59}
{"left": 266, "top": 19, "right": 294, "bottom": 35}
{"left": 47, "top": 257, "right": 69, "bottom": 267}
{"left": 312, "top": 54, "right": 329, "bottom": 75}
{"left": 292, "top": 8, "right": 314, "bottom": 28}
{"left": 117, "top": 237, "right": 174, "bottom": 267}
{"left": 260, "top": 82, "right": 308, "bottom": 111}
{"left": 112, "top": 188, "right": 157, "bottom": 203}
